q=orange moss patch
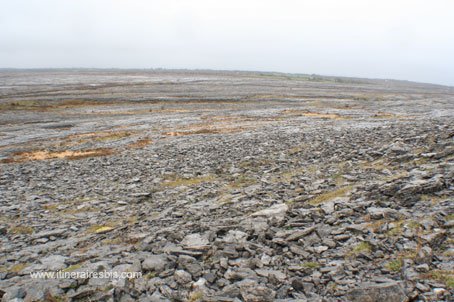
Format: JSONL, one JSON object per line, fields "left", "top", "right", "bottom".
{"left": 163, "top": 116, "right": 266, "bottom": 137}
{"left": 372, "top": 112, "right": 414, "bottom": 119}
{"left": 162, "top": 113, "right": 279, "bottom": 137}
{"left": 55, "top": 131, "right": 133, "bottom": 148}
{"left": 128, "top": 138, "right": 152, "bottom": 148}
{"left": 281, "top": 110, "right": 347, "bottom": 120}
{"left": 201, "top": 114, "right": 279, "bottom": 123}
{"left": 2, "top": 148, "right": 113, "bottom": 163}
{"left": 303, "top": 112, "right": 342, "bottom": 119}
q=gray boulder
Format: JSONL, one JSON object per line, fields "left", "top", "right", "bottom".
{"left": 345, "top": 282, "right": 408, "bottom": 302}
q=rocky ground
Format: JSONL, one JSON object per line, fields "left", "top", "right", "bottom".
{"left": 0, "top": 70, "right": 453, "bottom": 302}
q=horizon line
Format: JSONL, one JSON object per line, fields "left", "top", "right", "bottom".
{"left": 0, "top": 67, "right": 453, "bottom": 89}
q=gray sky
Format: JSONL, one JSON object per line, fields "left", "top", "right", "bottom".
{"left": 1, "top": 0, "right": 454, "bottom": 86}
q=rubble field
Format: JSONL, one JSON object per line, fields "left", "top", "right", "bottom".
{"left": 0, "top": 70, "right": 453, "bottom": 301}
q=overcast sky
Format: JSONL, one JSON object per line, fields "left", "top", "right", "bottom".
{"left": 1, "top": 0, "right": 453, "bottom": 86}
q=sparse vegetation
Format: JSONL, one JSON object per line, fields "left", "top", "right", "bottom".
{"left": 165, "top": 127, "right": 246, "bottom": 136}
{"left": 237, "top": 158, "right": 272, "bottom": 172}
{"left": 188, "top": 291, "right": 204, "bottom": 302}
{"left": 2, "top": 148, "right": 113, "bottom": 163}
{"left": 309, "top": 186, "right": 353, "bottom": 205}
{"left": 424, "top": 270, "right": 454, "bottom": 289}
{"left": 48, "top": 295, "right": 67, "bottom": 302}
{"left": 398, "top": 250, "right": 418, "bottom": 260}
{"left": 288, "top": 145, "right": 304, "bottom": 155}
{"left": 406, "top": 220, "right": 422, "bottom": 230}
{"left": 372, "top": 112, "right": 397, "bottom": 119}
{"left": 92, "top": 131, "right": 132, "bottom": 142}
{"left": 0, "top": 99, "right": 108, "bottom": 111}
{"left": 86, "top": 223, "right": 116, "bottom": 234}
{"left": 348, "top": 242, "right": 372, "bottom": 257}
{"left": 8, "top": 263, "right": 28, "bottom": 273}
{"left": 144, "top": 272, "right": 157, "bottom": 279}
{"left": 386, "top": 220, "right": 404, "bottom": 237}
{"left": 360, "top": 159, "right": 390, "bottom": 171}
{"left": 61, "top": 206, "right": 100, "bottom": 215}
{"left": 385, "top": 259, "right": 403, "bottom": 272}
{"left": 128, "top": 138, "right": 152, "bottom": 148}
{"left": 276, "top": 167, "right": 306, "bottom": 183}
{"left": 102, "top": 237, "right": 123, "bottom": 245}
{"left": 421, "top": 194, "right": 449, "bottom": 204}
{"left": 42, "top": 203, "right": 59, "bottom": 211}
{"left": 62, "top": 264, "right": 82, "bottom": 272}
{"left": 10, "top": 225, "right": 34, "bottom": 235}
{"left": 281, "top": 109, "right": 348, "bottom": 120}
{"left": 301, "top": 262, "right": 320, "bottom": 269}
{"left": 366, "top": 219, "right": 386, "bottom": 232}
{"left": 226, "top": 174, "right": 257, "bottom": 189}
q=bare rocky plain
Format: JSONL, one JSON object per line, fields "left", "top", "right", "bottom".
{"left": 0, "top": 69, "right": 453, "bottom": 302}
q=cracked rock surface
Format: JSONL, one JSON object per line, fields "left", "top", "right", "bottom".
{"left": 0, "top": 70, "right": 453, "bottom": 301}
